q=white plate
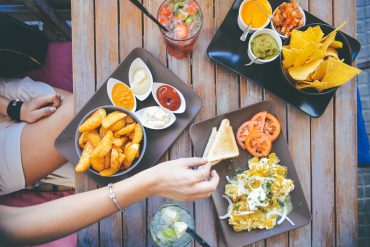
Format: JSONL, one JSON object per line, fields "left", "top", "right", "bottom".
{"left": 128, "top": 58, "right": 153, "bottom": 101}
{"left": 106, "top": 78, "right": 137, "bottom": 112}
{"left": 151, "top": 82, "right": 186, "bottom": 114}
{"left": 135, "top": 106, "right": 176, "bottom": 130}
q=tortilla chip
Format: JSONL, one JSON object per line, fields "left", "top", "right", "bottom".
{"left": 282, "top": 48, "right": 300, "bottom": 69}
{"left": 322, "top": 57, "right": 361, "bottom": 87}
{"left": 322, "top": 21, "right": 347, "bottom": 41}
{"left": 290, "top": 30, "right": 308, "bottom": 49}
{"left": 311, "top": 26, "right": 325, "bottom": 43}
{"left": 288, "top": 59, "right": 323, "bottom": 81}
{"left": 320, "top": 31, "right": 337, "bottom": 53}
{"left": 330, "top": 40, "right": 343, "bottom": 49}
{"left": 326, "top": 47, "right": 339, "bottom": 59}
{"left": 311, "top": 60, "right": 328, "bottom": 81}
{"left": 294, "top": 42, "right": 319, "bottom": 67}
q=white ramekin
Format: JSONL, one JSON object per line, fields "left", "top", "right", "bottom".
{"left": 247, "top": 29, "right": 282, "bottom": 64}
{"left": 237, "top": 0, "right": 272, "bottom": 34}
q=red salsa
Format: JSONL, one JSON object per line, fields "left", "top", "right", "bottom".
{"left": 156, "top": 85, "right": 181, "bottom": 111}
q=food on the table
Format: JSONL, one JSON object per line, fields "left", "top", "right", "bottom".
{"left": 128, "top": 58, "right": 153, "bottom": 101}
{"left": 282, "top": 23, "right": 361, "bottom": 92}
{"left": 107, "top": 78, "right": 136, "bottom": 112}
{"left": 272, "top": 0, "right": 305, "bottom": 37}
{"left": 239, "top": 0, "right": 271, "bottom": 29}
{"left": 236, "top": 111, "right": 281, "bottom": 157}
{"left": 220, "top": 153, "right": 295, "bottom": 232}
{"left": 251, "top": 34, "right": 280, "bottom": 60}
{"left": 76, "top": 108, "right": 143, "bottom": 176}
{"left": 149, "top": 205, "right": 194, "bottom": 247}
{"left": 152, "top": 82, "right": 186, "bottom": 114}
{"left": 135, "top": 106, "right": 176, "bottom": 130}
{"left": 158, "top": 0, "right": 202, "bottom": 40}
{"left": 202, "top": 119, "right": 239, "bottom": 165}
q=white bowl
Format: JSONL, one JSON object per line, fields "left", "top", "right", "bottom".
{"left": 151, "top": 82, "right": 186, "bottom": 114}
{"left": 271, "top": 4, "right": 306, "bottom": 39}
{"left": 135, "top": 106, "right": 176, "bottom": 130}
{"left": 247, "top": 29, "right": 282, "bottom": 64}
{"left": 128, "top": 58, "right": 153, "bottom": 101}
{"left": 237, "top": 0, "right": 272, "bottom": 34}
{"left": 106, "top": 78, "right": 137, "bottom": 112}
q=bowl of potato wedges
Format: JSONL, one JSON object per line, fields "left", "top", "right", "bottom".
{"left": 74, "top": 106, "right": 147, "bottom": 177}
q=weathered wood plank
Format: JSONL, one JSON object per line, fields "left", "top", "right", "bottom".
{"left": 119, "top": 1, "right": 148, "bottom": 246}
{"left": 309, "top": 1, "right": 336, "bottom": 246}
{"left": 333, "top": 0, "right": 358, "bottom": 246}
{"left": 192, "top": 0, "right": 218, "bottom": 246}
{"left": 142, "top": 1, "right": 169, "bottom": 246}
{"left": 94, "top": 1, "right": 122, "bottom": 246}
{"left": 71, "top": 0, "right": 99, "bottom": 246}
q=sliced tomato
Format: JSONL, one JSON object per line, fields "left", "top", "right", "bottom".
{"left": 251, "top": 111, "right": 267, "bottom": 131}
{"left": 244, "top": 129, "right": 272, "bottom": 157}
{"left": 263, "top": 113, "right": 281, "bottom": 141}
{"left": 185, "top": 2, "right": 199, "bottom": 15}
{"left": 236, "top": 120, "right": 257, "bottom": 149}
{"left": 174, "top": 23, "right": 189, "bottom": 40}
{"left": 160, "top": 4, "right": 173, "bottom": 17}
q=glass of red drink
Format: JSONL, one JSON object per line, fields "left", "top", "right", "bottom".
{"left": 157, "top": 0, "right": 203, "bottom": 59}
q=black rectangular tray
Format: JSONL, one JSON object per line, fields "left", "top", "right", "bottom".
{"left": 55, "top": 48, "right": 202, "bottom": 185}
{"left": 207, "top": 0, "right": 361, "bottom": 118}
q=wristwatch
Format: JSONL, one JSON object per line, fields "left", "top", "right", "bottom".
{"left": 7, "top": 99, "right": 24, "bottom": 122}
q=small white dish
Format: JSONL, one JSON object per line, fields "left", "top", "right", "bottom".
{"left": 128, "top": 58, "right": 153, "bottom": 101}
{"left": 271, "top": 4, "right": 306, "bottom": 39}
{"left": 247, "top": 28, "right": 282, "bottom": 65}
{"left": 237, "top": 0, "right": 272, "bottom": 35}
{"left": 151, "top": 82, "right": 186, "bottom": 114}
{"left": 135, "top": 106, "right": 176, "bottom": 130}
{"left": 106, "top": 78, "right": 137, "bottom": 112}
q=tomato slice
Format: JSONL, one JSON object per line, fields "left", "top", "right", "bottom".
{"left": 236, "top": 120, "right": 257, "bottom": 149}
{"left": 251, "top": 111, "right": 267, "bottom": 130}
{"left": 244, "top": 129, "right": 272, "bottom": 157}
{"left": 263, "top": 113, "right": 281, "bottom": 141}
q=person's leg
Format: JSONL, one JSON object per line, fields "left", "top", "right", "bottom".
{"left": 20, "top": 95, "right": 74, "bottom": 186}
{"left": 54, "top": 87, "right": 71, "bottom": 99}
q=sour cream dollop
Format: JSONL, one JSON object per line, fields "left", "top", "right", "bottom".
{"left": 247, "top": 187, "right": 267, "bottom": 211}
{"left": 141, "top": 107, "right": 172, "bottom": 129}
{"left": 132, "top": 68, "right": 150, "bottom": 95}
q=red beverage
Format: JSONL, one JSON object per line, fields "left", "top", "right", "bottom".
{"left": 158, "top": 0, "right": 203, "bottom": 59}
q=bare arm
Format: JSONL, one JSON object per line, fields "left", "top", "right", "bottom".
{"left": 0, "top": 158, "right": 219, "bottom": 246}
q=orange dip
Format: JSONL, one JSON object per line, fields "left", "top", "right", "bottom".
{"left": 112, "top": 83, "right": 135, "bottom": 111}
{"left": 241, "top": 0, "right": 272, "bottom": 28}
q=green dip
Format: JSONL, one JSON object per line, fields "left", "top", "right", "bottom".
{"left": 251, "top": 34, "right": 279, "bottom": 60}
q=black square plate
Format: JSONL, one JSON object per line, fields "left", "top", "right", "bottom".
{"left": 207, "top": 0, "right": 361, "bottom": 118}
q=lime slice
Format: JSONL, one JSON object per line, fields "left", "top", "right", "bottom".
{"left": 162, "top": 208, "right": 179, "bottom": 224}
{"left": 174, "top": 222, "right": 188, "bottom": 238}
{"left": 162, "top": 227, "right": 177, "bottom": 241}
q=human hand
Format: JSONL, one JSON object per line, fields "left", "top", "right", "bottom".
{"left": 20, "top": 95, "right": 61, "bottom": 123}
{"left": 144, "top": 158, "right": 219, "bottom": 202}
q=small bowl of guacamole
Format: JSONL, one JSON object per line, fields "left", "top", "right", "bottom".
{"left": 247, "top": 29, "right": 282, "bottom": 64}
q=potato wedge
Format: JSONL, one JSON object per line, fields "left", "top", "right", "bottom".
{"left": 121, "top": 136, "right": 129, "bottom": 147}
{"left": 79, "top": 108, "right": 106, "bottom": 132}
{"left": 75, "top": 142, "right": 94, "bottom": 172}
{"left": 91, "top": 130, "right": 113, "bottom": 158}
{"left": 124, "top": 142, "right": 131, "bottom": 153}
{"left": 104, "top": 152, "right": 111, "bottom": 169}
{"left": 87, "top": 131, "right": 101, "bottom": 146}
{"left": 78, "top": 132, "right": 88, "bottom": 149}
{"left": 99, "top": 127, "right": 107, "bottom": 137}
{"left": 114, "top": 123, "right": 136, "bottom": 137}
{"left": 102, "top": 111, "right": 127, "bottom": 129}
{"left": 123, "top": 143, "right": 139, "bottom": 169}
{"left": 132, "top": 123, "right": 143, "bottom": 144}
{"left": 112, "top": 137, "right": 124, "bottom": 147}
{"left": 125, "top": 115, "right": 134, "bottom": 124}
{"left": 91, "top": 156, "right": 105, "bottom": 172}
{"left": 110, "top": 119, "right": 126, "bottom": 132}
{"left": 100, "top": 149, "right": 125, "bottom": 176}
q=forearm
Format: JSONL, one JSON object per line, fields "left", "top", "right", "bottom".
{"left": 0, "top": 95, "right": 9, "bottom": 116}
{"left": 0, "top": 171, "right": 153, "bottom": 246}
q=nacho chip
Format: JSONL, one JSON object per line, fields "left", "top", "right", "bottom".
{"left": 311, "top": 60, "right": 328, "bottom": 81}
{"left": 311, "top": 26, "right": 324, "bottom": 43}
{"left": 326, "top": 47, "right": 339, "bottom": 59}
{"left": 322, "top": 57, "right": 361, "bottom": 87}
{"left": 330, "top": 40, "right": 343, "bottom": 49}
{"left": 294, "top": 42, "right": 319, "bottom": 67}
{"left": 290, "top": 30, "right": 308, "bottom": 49}
{"left": 282, "top": 47, "right": 300, "bottom": 69}
{"left": 288, "top": 59, "right": 323, "bottom": 81}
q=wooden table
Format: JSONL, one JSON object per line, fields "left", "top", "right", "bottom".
{"left": 71, "top": 0, "right": 358, "bottom": 246}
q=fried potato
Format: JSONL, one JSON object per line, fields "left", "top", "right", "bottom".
{"left": 110, "top": 119, "right": 126, "bottom": 132}
{"left": 91, "top": 130, "right": 113, "bottom": 158}
{"left": 91, "top": 156, "right": 105, "bottom": 172}
{"left": 100, "top": 148, "right": 125, "bottom": 177}
{"left": 100, "top": 127, "right": 107, "bottom": 137}
{"left": 124, "top": 141, "right": 132, "bottom": 153}
{"left": 121, "top": 136, "right": 129, "bottom": 147}
{"left": 104, "top": 152, "right": 111, "bottom": 169}
{"left": 75, "top": 142, "right": 94, "bottom": 172}
{"left": 78, "top": 132, "right": 88, "bottom": 149}
{"left": 87, "top": 131, "right": 101, "bottom": 146}
{"left": 114, "top": 123, "right": 136, "bottom": 137}
{"left": 112, "top": 137, "right": 124, "bottom": 147}
{"left": 125, "top": 115, "right": 134, "bottom": 124}
{"left": 132, "top": 123, "right": 143, "bottom": 144}
{"left": 128, "top": 131, "right": 134, "bottom": 140}
{"left": 123, "top": 143, "right": 139, "bottom": 169}
{"left": 79, "top": 109, "right": 106, "bottom": 132}
{"left": 102, "top": 111, "right": 127, "bottom": 129}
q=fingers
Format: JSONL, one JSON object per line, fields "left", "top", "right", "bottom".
{"left": 191, "top": 170, "right": 220, "bottom": 195}
{"left": 197, "top": 163, "right": 212, "bottom": 181}
{"left": 51, "top": 95, "right": 62, "bottom": 108}
{"left": 30, "top": 107, "right": 57, "bottom": 122}
{"left": 32, "top": 94, "right": 59, "bottom": 109}
{"left": 178, "top": 157, "right": 207, "bottom": 168}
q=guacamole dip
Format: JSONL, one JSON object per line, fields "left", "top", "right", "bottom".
{"left": 251, "top": 34, "right": 279, "bottom": 60}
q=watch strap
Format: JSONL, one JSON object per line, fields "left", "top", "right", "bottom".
{"left": 7, "top": 99, "right": 24, "bottom": 122}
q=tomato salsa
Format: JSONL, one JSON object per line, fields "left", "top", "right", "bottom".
{"left": 272, "top": 0, "right": 304, "bottom": 36}
{"left": 156, "top": 85, "right": 181, "bottom": 111}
